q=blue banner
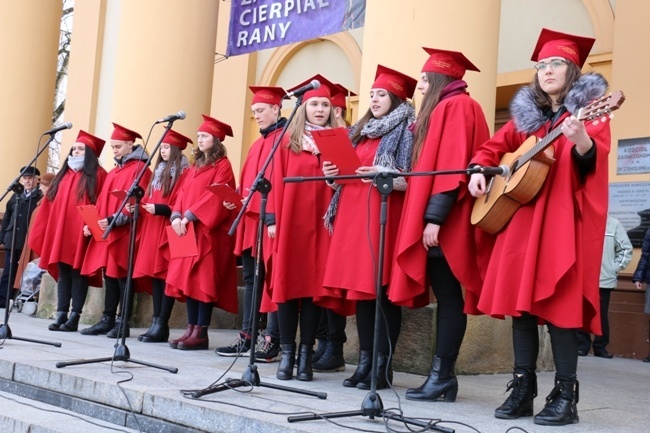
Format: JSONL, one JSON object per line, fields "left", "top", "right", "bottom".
{"left": 226, "top": 0, "right": 366, "bottom": 57}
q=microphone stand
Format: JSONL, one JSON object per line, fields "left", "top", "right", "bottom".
{"left": 282, "top": 168, "right": 481, "bottom": 433}
{"left": 0, "top": 133, "right": 62, "bottom": 347}
{"left": 56, "top": 122, "right": 178, "bottom": 373}
{"left": 185, "top": 95, "right": 326, "bottom": 400}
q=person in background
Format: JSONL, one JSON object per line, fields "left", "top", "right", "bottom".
{"left": 29, "top": 131, "right": 106, "bottom": 332}
{"left": 468, "top": 28, "right": 611, "bottom": 426}
{"left": 0, "top": 166, "right": 43, "bottom": 309}
{"left": 215, "top": 86, "right": 285, "bottom": 363}
{"left": 321, "top": 65, "right": 417, "bottom": 390}
{"left": 166, "top": 115, "right": 238, "bottom": 351}
{"left": 80, "top": 123, "right": 151, "bottom": 339}
{"left": 390, "top": 48, "right": 491, "bottom": 403}
{"left": 632, "top": 227, "right": 650, "bottom": 363}
{"left": 132, "top": 129, "right": 191, "bottom": 342}
{"left": 577, "top": 215, "right": 632, "bottom": 358}
{"left": 266, "top": 75, "right": 336, "bottom": 381}
{"left": 14, "top": 172, "right": 55, "bottom": 292}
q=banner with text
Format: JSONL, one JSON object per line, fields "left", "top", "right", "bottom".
{"left": 226, "top": 0, "right": 366, "bottom": 57}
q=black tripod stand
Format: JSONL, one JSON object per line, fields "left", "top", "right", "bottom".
{"left": 56, "top": 120, "right": 180, "bottom": 373}
{"left": 283, "top": 171, "right": 458, "bottom": 433}
{"left": 0, "top": 132, "right": 63, "bottom": 348}
{"left": 185, "top": 95, "right": 326, "bottom": 400}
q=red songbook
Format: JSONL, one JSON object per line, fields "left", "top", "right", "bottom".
{"left": 166, "top": 222, "right": 198, "bottom": 259}
{"left": 311, "top": 127, "right": 362, "bottom": 183}
{"left": 76, "top": 205, "right": 107, "bottom": 242}
{"left": 207, "top": 184, "right": 243, "bottom": 210}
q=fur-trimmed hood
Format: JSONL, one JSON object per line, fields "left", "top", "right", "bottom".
{"left": 509, "top": 72, "right": 608, "bottom": 134}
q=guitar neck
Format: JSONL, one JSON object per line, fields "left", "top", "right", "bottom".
{"left": 518, "top": 126, "right": 563, "bottom": 168}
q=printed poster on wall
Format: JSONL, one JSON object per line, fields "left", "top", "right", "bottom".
{"left": 226, "top": 0, "right": 366, "bottom": 57}
{"left": 608, "top": 182, "right": 650, "bottom": 247}
{"left": 617, "top": 137, "right": 650, "bottom": 175}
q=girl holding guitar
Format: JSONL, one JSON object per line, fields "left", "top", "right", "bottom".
{"left": 468, "top": 28, "right": 613, "bottom": 426}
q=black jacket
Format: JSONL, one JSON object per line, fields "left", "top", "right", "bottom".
{"left": 0, "top": 188, "right": 42, "bottom": 250}
{"left": 633, "top": 228, "right": 650, "bottom": 284}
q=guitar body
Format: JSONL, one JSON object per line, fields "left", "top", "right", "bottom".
{"left": 471, "top": 135, "right": 556, "bottom": 234}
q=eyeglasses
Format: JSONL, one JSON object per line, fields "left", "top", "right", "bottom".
{"left": 534, "top": 59, "right": 569, "bottom": 71}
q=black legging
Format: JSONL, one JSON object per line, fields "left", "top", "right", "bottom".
{"left": 56, "top": 262, "right": 89, "bottom": 314}
{"left": 151, "top": 277, "right": 175, "bottom": 324}
{"left": 186, "top": 296, "right": 213, "bottom": 327}
{"left": 356, "top": 286, "right": 401, "bottom": 354}
{"left": 240, "top": 248, "right": 266, "bottom": 336}
{"left": 427, "top": 257, "right": 466, "bottom": 360}
{"left": 277, "top": 297, "right": 321, "bottom": 345}
{"left": 513, "top": 313, "right": 578, "bottom": 378}
{"left": 104, "top": 276, "right": 133, "bottom": 319}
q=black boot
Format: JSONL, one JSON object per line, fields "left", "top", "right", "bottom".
{"left": 533, "top": 377, "right": 579, "bottom": 426}
{"left": 106, "top": 318, "right": 130, "bottom": 338}
{"left": 138, "top": 317, "right": 158, "bottom": 341}
{"left": 343, "top": 350, "right": 372, "bottom": 387}
{"left": 313, "top": 341, "right": 345, "bottom": 372}
{"left": 276, "top": 343, "right": 296, "bottom": 380}
{"left": 80, "top": 315, "right": 115, "bottom": 335}
{"left": 406, "top": 356, "right": 458, "bottom": 402}
{"left": 48, "top": 312, "right": 68, "bottom": 331}
{"left": 296, "top": 343, "right": 313, "bottom": 381}
{"left": 312, "top": 339, "right": 327, "bottom": 364}
{"left": 139, "top": 317, "right": 170, "bottom": 343}
{"left": 494, "top": 370, "right": 538, "bottom": 419}
{"left": 357, "top": 352, "right": 392, "bottom": 390}
{"left": 59, "top": 312, "right": 81, "bottom": 332}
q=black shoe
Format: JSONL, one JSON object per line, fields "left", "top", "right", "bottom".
{"left": 254, "top": 336, "right": 281, "bottom": 363}
{"left": 139, "top": 317, "right": 170, "bottom": 343}
{"left": 593, "top": 349, "right": 613, "bottom": 359}
{"left": 343, "top": 350, "right": 372, "bottom": 387}
{"left": 296, "top": 343, "right": 313, "bottom": 381}
{"left": 533, "top": 377, "right": 579, "bottom": 426}
{"left": 80, "top": 315, "right": 115, "bottom": 335}
{"left": 357, "top": 352, "right": 392, "bottom": 390}
{"left": 59, "top": 312, "right": 81, "bottom": 332}
{"left": 215, "top": 332, "right": 251, "bottom": 356}
{"left": 48, "top": 312, "right": 68, "bottom": 331}
{"left": 406, "top": 356, "right": 458, "bottom": 402}
{"left": 312, "top": 339, "right": 328, "bottom": 364}
{"left": 494, "top": 370, "right": 537, "bottom": 419}
{"left": 643, "top": 354, "right": 650, "bottom": 363}
{"left": 577, "top": 349, "right": 587, "bottom": 357}
{"left": 313, "top": 342, "right": 345, "bottom": 372}
{"left": 276, "top": 343, "right": 296, "bottom": 380}
{"left": 106, "top": 319, "right": 130, "bottom": 338}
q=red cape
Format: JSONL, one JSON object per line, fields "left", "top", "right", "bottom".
{"left": 320, "top": 137, "right": 404, "bottom": 316}
{"left": 471, "top": 114, "right": 610, "bottom": 333}
{"left": 165, "top": 157, "right": 238, "bottom": 313}
{"left": 389, "top": 94, "right": 492, "bottom": 311}
{"left": 132, "top": 169, "right": 188, "bottom": 286}
{"left": 29, "top": 168, "right": 107, "bottom": 287}
{"left": 264, "top": 144, "right": 333, "bottom": 304}
{"left": 81, "top": 160, "right": 152, "bottom": 279}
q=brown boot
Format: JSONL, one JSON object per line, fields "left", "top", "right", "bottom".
{"left": 177, "top": 325, "right": 209, "bottom": 350}
{"left": 169, "top": 324, "right": 195, "bottom": 349}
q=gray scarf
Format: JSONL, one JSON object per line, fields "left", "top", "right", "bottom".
{"left": 151, "top": 155, "right": 190, "bottom": 192}
{"left": 324, "top": 101, "right": 415, "bottom": 232}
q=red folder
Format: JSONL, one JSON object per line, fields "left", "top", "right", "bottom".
{"left": 207, "top": 184, "right": 243, "bottom": 210}
{"left": 166, "top": 222, "right": 198, "bottom": 258}
{"left": 311, "top": 128, "right": 362, "bottom": 183}
{"left": 76, "top": 205, "right": 107, "bottom": 242}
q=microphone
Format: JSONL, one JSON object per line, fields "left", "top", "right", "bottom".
{"left": 42, "top": 122, "right": 73, "bottom": 135}
{"left": 473, "top": 165, "right": 511, "bottom": 177}
{"left": 284, "top": 80, "right": 321, "bottom": 98}
{"left": 155, "top": 111, "right": 186, "bottom": 124}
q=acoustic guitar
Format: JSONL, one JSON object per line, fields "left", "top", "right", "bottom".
{"left": 471, "top": 91, "right": 625, "bottom": 234}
